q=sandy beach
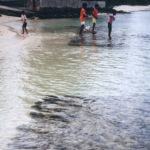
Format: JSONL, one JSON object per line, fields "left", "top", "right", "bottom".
{"left": 114, "top": 5, "right": 150, "bottom": 12}
{"left": 0, "top": 15, "right": 20, "bottom": 37}
{"left": 0, "top": 15, "right": 40, "bottom": 48}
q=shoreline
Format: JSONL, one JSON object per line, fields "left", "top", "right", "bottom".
{"left": 0, "top": 5, "right": 150, "bottom": 41}
{"left": 0, "top": 15, "right": 36, "bottom": 48}
{"left": 0, "top": 15, "right": 19, "bottom": 38}
{"left": 114, "top": 5, "right": 150, "bottom": 12}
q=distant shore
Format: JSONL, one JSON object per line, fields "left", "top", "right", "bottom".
{"left": 114, "top": 5, "right": 150, "bottom": 12}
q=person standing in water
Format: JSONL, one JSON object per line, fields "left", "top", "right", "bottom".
{"left": 79, "top": 3, "right": 88, "bottom": 37}
{"left": 92, "top": 4, "right": 99, "bottom": 34}
{"left": 108, "top": 11, "right": 116, "bottom": 40}
{"left": 21, "top": 11, "right": 28, "bottom": 34}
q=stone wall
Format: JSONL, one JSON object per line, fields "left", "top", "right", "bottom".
{"left": 0, "top": 0, "right": 24, "bottom": 7}
{"left": 0, "top": 0, "right": 105, "bottom": 10}
{"left": 26, "top": 0, "right": 40, "bottom": 9}
{"left": 39, "top": 0, "right": 105, "bottom": 8}
{"left": 26, "top": 0, "right": 105, "bottom": 10}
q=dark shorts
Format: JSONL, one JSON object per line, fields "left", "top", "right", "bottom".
{"left": 23, "top": 22, "right": 27, "bottom": 28}
{"left": 108, "top": 22, "right": 112, "bottom": 31}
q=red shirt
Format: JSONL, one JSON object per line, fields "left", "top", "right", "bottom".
{"left": 80, "top": 8, "right": 86, "bottom": 22}
{"left": 92, "top": 9, "right": 98, "bottom": 19}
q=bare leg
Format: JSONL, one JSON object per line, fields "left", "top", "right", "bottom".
{"left": 92, "top": 23, "right": 95, "bottom": 33}
{"left": 25, "top": 28, "right": 28, "bottom": 34}
{"left": 108, "top": 29, "right": 111, "bottom": 40}
{"left": 79, "top": 25, "right": 84, "bottom": 36}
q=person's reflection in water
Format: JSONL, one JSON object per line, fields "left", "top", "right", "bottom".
{"left": 79, "top": 44, "right": 85, "bottom": 60}
{"left": 107, "top": 39, "right": 113, "bottom": 47}
{"left": 90, "top": 35, "right": 98, "bottom": 62}
{"left": 80, "top": 37, "right": 84, "bottom": 47}
{"left": 92, "top": 35, "right": 97, "bottom": 47}
{"left": 77, "top": 44, "right": 86, "bottom": 69}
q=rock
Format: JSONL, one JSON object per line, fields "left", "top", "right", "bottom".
{"left": 64, "top": 95, "right": 85, "bottom": 99}
{"left": 32, "top": 104, "right": 42, "bottom": 110}
{"left": 30, "top": 112, "right": 45, "bottom": 118}
{"left": 49, "top": 115, "right": 70, "bottom": 123}
{"left": 44, "top": 95, "right": 60, "bottom": 104}
{"left": 35, "top": 101, "right": 43, "bottom": 105}
{"left": 30, "top": 111, "right": 70, "bottom": 123}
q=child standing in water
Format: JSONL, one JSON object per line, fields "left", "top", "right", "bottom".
{"left": 92, "top": 4, "right": 99, "bottom": 34}
{"left": 79, "top": 3, "right": 88, "bottom": 37}
{"left": 108, "top": 11, "right": 116, "bottom": 40}
{"left": 21, "top": 11, "right": 28, "bottom": 34}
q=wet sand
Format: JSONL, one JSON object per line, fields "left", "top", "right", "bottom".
{"left": 0, "top": 15, "right": 19, "bottom": 36}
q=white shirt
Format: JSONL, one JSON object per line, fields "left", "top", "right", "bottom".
{"left": 21, "top": 14, "right": 27, "bottom": 24}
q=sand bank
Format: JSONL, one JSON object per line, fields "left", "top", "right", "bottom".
{"left": 114, "top": 5, "right": 150, "bottom": 12}
{"left": 0, "top": 15, "right": 37, "bottom": 48}
{"left": 0, "top": 15, "right": 20, "bottom": 37}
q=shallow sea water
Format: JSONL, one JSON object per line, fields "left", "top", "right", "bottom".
{"left": 0, "top": 11, "right": 150, "bottom": 149}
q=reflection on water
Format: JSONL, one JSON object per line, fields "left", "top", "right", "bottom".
{"left": 0, "top": 11, "right": 150, "bottom": 149}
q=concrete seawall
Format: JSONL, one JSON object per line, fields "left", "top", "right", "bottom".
{"left": 27, "top": 0, "right": 105, "bottom": 9}
{"left": 39, "top": 0, "right": 105, "bottom": 8}
{"left": 0, "top": 0, "right": 105, "bottom": 10}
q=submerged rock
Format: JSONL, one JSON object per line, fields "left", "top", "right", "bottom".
{"left": 30, "top": 112, "right": 45, "bottom": 118}
{"left": 9, "top": 95, "right": 148, "bottom": 150}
